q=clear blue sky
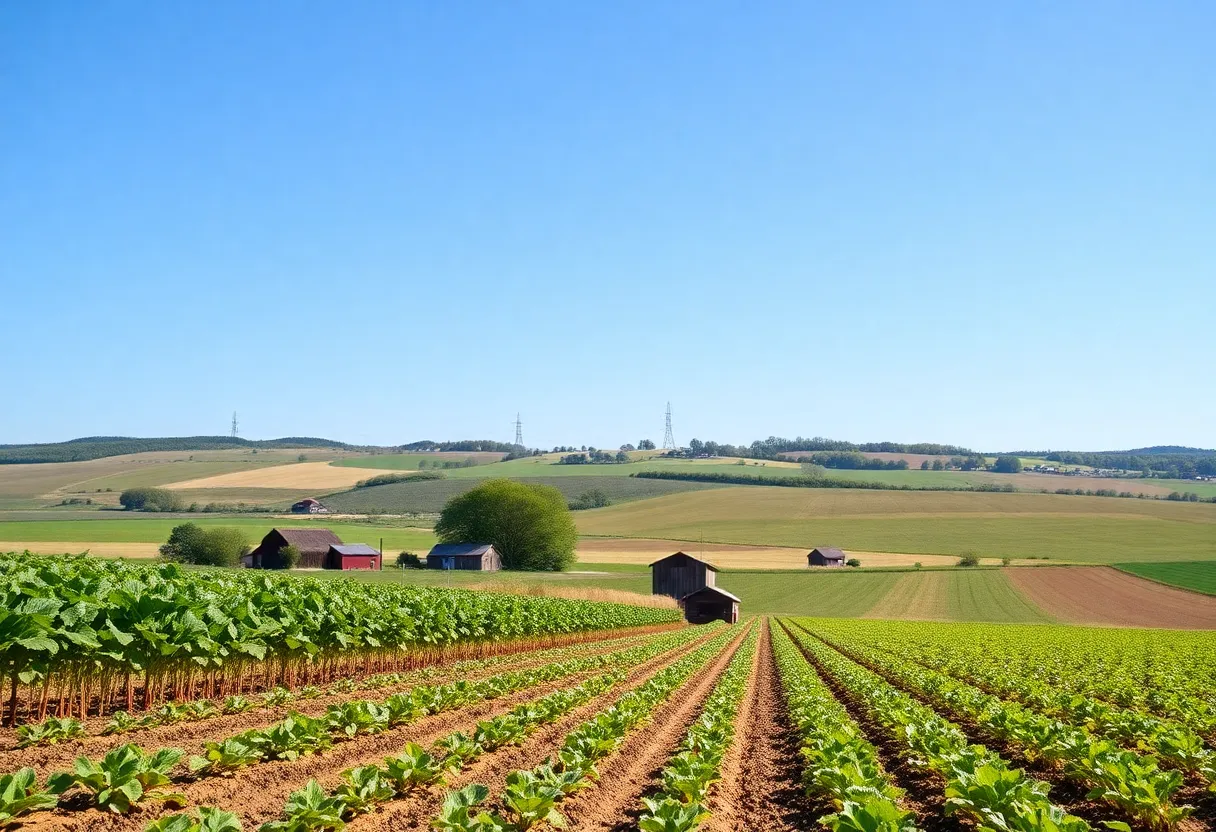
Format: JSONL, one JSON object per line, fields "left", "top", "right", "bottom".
{"left": 2, "top": 2, "right": 1213, "bottom": 452}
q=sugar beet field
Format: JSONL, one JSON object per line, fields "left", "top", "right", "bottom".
{"left": 3, "top": 556, "right": 1216, "bottom": 832}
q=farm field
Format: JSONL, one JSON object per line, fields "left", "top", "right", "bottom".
{"left": 320, "top": 476, "right": 722, "bottom": 514}
{"left": 4, "top": 569, "right": 1215, "bottom": 832}
{"left": 575, "top": 487, "right": 1216, "bottom": 563}
{"left": 330, "top": 451, "right": 510, "bottom": 470}
{"left": 1006, "top": 565, "right": 1216, "bottom": 628}
{"left": 861, "top": 569, "right": 1052, "bottom": 623}
{"left": 1115, "top": 560, "right": 1216, "bottom": 595}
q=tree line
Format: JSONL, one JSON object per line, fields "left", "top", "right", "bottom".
{"left": 0, "top": 436, "right": 350, "bottom": 464}
{"left": 1042, "top": 451, "right": 1216, "bottom": 478}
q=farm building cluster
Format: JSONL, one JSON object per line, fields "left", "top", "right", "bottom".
{"left": 241, "top": 528, "right": 381, "bottom": 571}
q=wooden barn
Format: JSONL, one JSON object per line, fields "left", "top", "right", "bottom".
{"left": 650, "top": 551, "right": 717, "bottom": 600}
{"left": 426, "top": 543, "right": 502, "bottom": 571}
{"left": 682, "top": 586, "right": 741, "bottom": 624}
{"left": 242, "top": 528, "right": 343, "bottom": 569}
{"left": 808, "top": 547, "right": 846, "bottom": 567}
{"left": 325, "top": 544, "right": 382, "bottom": 571}
{"left": 291, "top": 498, "right": 330, "bottom": 514}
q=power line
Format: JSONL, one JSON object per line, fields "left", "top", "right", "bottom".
{"left": 513, "top": 413, "right": 523, "bottom": 447}
{"left": 662, "top": 402, "right": 676, "bottom": 449}
{"left": 231, "top": 412, "right": 239, "bottom": 438}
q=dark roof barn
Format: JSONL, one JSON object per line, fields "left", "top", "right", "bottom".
{"left": 243, "top": 528, "right": 344, "bottom": 569}
{"left": 682, "top": 585, "right": 741, "bottom": 624}
{"left": 426, "top": 543, "right": 502, "bottom": 571}
{"left": 650, "top": 552, "right": 717, "bottom": 600}
{"left": 808, "top": 547, "right": 847, "bottom": 567}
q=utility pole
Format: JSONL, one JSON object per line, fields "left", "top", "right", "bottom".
{"left": 662, "top": 402, "right": 676, "bottom": 450}
{"left": 231, "top": 412, "right": 239, "bottom": 438}
{"left": 513, "top": 413, "right": 524, "bottom": 447}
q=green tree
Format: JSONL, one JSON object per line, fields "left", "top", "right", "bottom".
{"left": 278, "top": 544, "right": 301, "bottom": 568}
{"left": 159, "top": 523, "right": 249, "bottom": 567}
{"left": 434, "top": 479, "right": 577, "bottom": 571}
{"left": 800, "top": 461, "right": 826, "bottom": 478}
{"left": 159, "top": 522, "right": 207, "bottom": 562}
{"left": 638, "top": 439, "right": 656, "bottom": 450}
{"left": 993, "top": 455, "right": 1023, "bottom": 473}
{"left": 120, "top": 487, "right": 183, "bottom": 512}
{"left": 920, "top": 460, "right": 930, "bottom": 470}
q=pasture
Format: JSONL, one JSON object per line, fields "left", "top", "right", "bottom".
{"left": 574, "top": 487, "right": 1216, "bottom": 563}
{"left": 1114, "top": 560, "right": 1216, "bottom": 595}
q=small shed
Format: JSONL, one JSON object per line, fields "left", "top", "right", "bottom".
{"left": 426, "top": 543, "right": 502, "bottom": 571}
{"left": 243, "top": 528, "right": 344, "bottom": 569}
{"left": 650, "top": 552, "right": 717, "bottom": 600}
{"left": 808, "top": 547, "right": 847, "bottom": 567}
{"left": 291, "top": 498, "right": 329, "bottom": 514}
{"left": 682, "top": 586, "right": 741, "bottom": 624}
{"left": 325, "top": 544, "right": 382, "bottom": 571}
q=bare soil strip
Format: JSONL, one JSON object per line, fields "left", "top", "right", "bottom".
{"left": 862, "top": 572, "right": 952, "bottom": 620}
{"left": 1006, "top": 566, "right": 1216, "bottom": 629}
{"left": 0, "top": 628, "right": 668, "bottom": 775}
{"left": 787, "top": 622, "right": 1136, "bottom": 832}
{"left": 345, "top": 627, "right": 744, "bottom": 832}
{"left": 777, "top": 620, "right": 959, "bottom": 832}
{"left": 554, "top": 625, "right": 751, "bottom": 832}
{"left": 703, "top": 620, "right": 812, "bottom": 832}
{"left": 21, "top": 628, "right": 721, "bottom": 832}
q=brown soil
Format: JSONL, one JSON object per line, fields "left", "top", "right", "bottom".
{"left": 20, "top": 627, "right": 721, "bottom": 832}
{"left": 0, "top": 628, "right": 667, "bottom": 776}
{"left": 345, "top": 627, "right": 735, "bottom": 832}
{"left": 702, "top": 620, "right": 813, "bottom": 832}
{"left": 555, "top": 625, "right": 751, "bottom": 832}
{"left": 1006, "top": 566, "right": 1216, "bottom": 629}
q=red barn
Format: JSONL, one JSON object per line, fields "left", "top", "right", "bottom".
{"left": 325, "top": 544, "right": 382, "bottom": 571}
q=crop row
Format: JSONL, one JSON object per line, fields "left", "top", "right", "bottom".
{"left": 1, "top": 554, "right": 680, "bottom": 725}
{"left": 430, "top": 622, "right": 746, "bottom": 831}
{"left": 805, "top": 626, "right": 1196, "bottom": 830}
{"left": 780, "top": 621, "right": 1096, "bottom": 832}
{"left": 636, "top": 622, "right": 759, "bottom": 831}
{"left": 0, "top": 625, "right": 713, "bottom": 825}
{"left": 840, "top": 627, "right": 1216, "bottom": 789}
{"left": 768, "top": 622, "right": 918, "bottom": 832}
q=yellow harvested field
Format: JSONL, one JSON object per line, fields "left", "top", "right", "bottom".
{"left": 165, "top": 461, "right": 368, "bottom": 491}
{"left": 575, "top": 537, "right": 1020, "bottom": 569}
{"left": 0, "top": 541, "right": 160, "bottom": 558}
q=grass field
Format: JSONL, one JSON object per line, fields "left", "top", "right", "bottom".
{"left": 864, "top": 570, "right": 1052, "bottom": 623}
{"left": 1114, "top": 561, "right": 1216, "bottom": 595}
{"left": 320, "top": 475, "right": 721, "bottom": 514}
{"left": 330, "top": 451, "right": 509, "bottom": 470}
{"left": 575, "top": 487, "right": 1216, "bottom": 563}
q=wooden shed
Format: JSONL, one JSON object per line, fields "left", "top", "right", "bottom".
{"left": 682, "top": 586, "right": 741, "bottom": 624}
{"left": 426, "top": 543, "right": 502, "bottom": 571}
{"left": 242, "top": 528, "right": 343, "bottom": 569}
{"left": 808, "top": 547, "right": 846, "bottom": 567}
{"left": 325, "top": 544, "right": 382, "bottom": 571}
{"left": 650, "top": 552, "right": 717, "bottom": 600}
{"left": 291, "top": 498, "right": 329, "bottom": 514}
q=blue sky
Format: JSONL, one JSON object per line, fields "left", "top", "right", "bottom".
{"left": 2, "top": 2, "right": 1212, "bottom": 452}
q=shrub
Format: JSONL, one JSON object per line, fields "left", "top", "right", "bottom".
{"left": 159, "top": 523, "right": 250, "bottom": 567}
{"left": 396, "top": 552, "right": 424, "bottom": 569}
{"left": 845, "top": 558, "right": 861, "bottom": 568}
{"left": 278, "top": 544, "right": 301, "bottom": 569}
{"left": 119, "top": 487, "right": 183, "bottom": 512}
{"left": 356, "top": 471, "right": 446, "bottom": 488}
{"left": 957, "top": 553, "right": 981, "bottom": 567}
{"left": 992, "top": 455, "right": 1023, "bottom": 473}
{"left": 569, "top": 489, "right": 612, "bottom": 511}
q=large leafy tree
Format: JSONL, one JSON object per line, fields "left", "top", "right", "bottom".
{"left": 434, "top": 479, "right": 577, "bottom": 571}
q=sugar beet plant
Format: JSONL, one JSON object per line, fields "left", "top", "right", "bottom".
{"left": 637, "top": 626, "right": 758, "bottom": 832}
{"left": 0, "top": 553, "right": 679, "bottom": 725}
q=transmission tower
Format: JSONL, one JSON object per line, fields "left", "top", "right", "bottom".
{"left": 231, "top": 412, "right": 239, "bottom": 438}
{"left": 513, "top": 413, "right": 523, "bottom": 447}
{"left": 662, "top": 402, "right": 676, "bottom": 449}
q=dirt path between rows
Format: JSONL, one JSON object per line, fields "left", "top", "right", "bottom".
{"left": 703, "top": 619, "right": 813, "bottom": 832}
{"left": 556, "top": 624, "right": 752, "bottom": 832}
{"left": 1007, "top": 566, "right": 1216, "bottom": 629}
{"left": 0, "top": 629, "right": 665, "bottom": 777}
{"left": 21, "top": 628, "right": 719, "bottom": 832}
{"left": 345, "top": 627, "right": 741, "bottom": 832}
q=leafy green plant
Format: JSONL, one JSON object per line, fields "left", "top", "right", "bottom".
{"left": 0, "top": 768, "right": 59, "bottom": 829}
{"left": 258, "top": 780, "right": 347, "bottom": 832}
{"left": 637, "top": 797, "right": 709, "bottom": 832}
{"left": 500, "top": 771, "right": 563, "bottom": 831}
{"left": 144, "top": 806, "right": 244, "bottom": 832}
{"left": 104, "top": 710, "right": 142, "bottom": 735}
{"left": 431, "top": 784, "right": 509, "bottom": 832}
{"left": 383, "top": 743, "right": 446, "bottom": 792}
{"left": 222, "top": 695, "right": 257, "bottom": 714}
{"left": 331, "top": 767, "right": 394, "bottom": 818}
{"left": 189, "top": 736, "right": 264, "bottom": 776}
{"left": 47, "top": 744, "right": 185, "bottom": 814}
{"left": 15, "top": 715, "right": 85, "bottom": 748}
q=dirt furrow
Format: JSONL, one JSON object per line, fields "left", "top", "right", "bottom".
{"left": 703, "top": 620, "right": 811, "bottom": 832}
{"left": 777, "top": 620, "right": 959, "bottom": 832}
{"left": 0, "top": 628, "right": 666, "bottom": 775}
{"left": 556, "top": 623, "right": 751, "bottom": 832}
{"left": 19, "top": 627, "right": 716, "bottom": 832}
{"left": 344, "top": 629, "right": 732, "bottom": 832}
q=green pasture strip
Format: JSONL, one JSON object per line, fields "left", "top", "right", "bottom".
{"left": 1113, "top": 561, "right": 1216, "bottom": 595}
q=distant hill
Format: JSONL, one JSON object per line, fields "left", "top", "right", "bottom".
{"left": 0, "top": 436, "right": 355, "bottom": 464}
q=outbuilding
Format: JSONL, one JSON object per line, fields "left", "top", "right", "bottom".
{"left": 426, "top": 543, "right": 502, "bottom": 571}
{"left": 291, "top": 498, "right": 330, "bottom": 514}
{"left": 808, "top": 547, "right": 847, "bottom": 567}
{"left": 649, "top": 551, "right": 717, "bottom": 600}
{"left": 242, "top": 528, "right": 344, "bottom": 569}
{"left": 325, "top": 544, "right": 382, "bottom": 571}
{"left": 682, "top": 586, "right": 741, "bottom": 624}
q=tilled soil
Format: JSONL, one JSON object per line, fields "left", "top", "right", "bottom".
{"left": 554, "top": 623, "right": 752, "bottom": 832}
{"left": 0, "top": 628, "right": 665, "bottom": 776}
{"left": 344, "top": 626, "right": 732, "bottom": 832}
{"left": 703, "top": 620, "right": 813, "bottom": 832}
{"left": 1006, "top": 566, "right": 1216, "bottom": 629}
{"left": 20, "top": 626, "right": 719, "bottom": 832}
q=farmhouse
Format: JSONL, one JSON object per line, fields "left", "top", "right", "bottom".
{"left": 242, "top": 528, "right": 343, "bottom": 569}
{"left": 808, "top": 547, "right": 846, "bottom": 567}
{"left": 325, "top": 544, "right": 381, "bottom": 571}
{"left": 682, "top": 586, "right": 741, "bottom": 624}
{"left": 426, "top": 543, "right": 502, "bottom": 571}
{"left": 291, "top": 498, "right": 329, "bottom": 514}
